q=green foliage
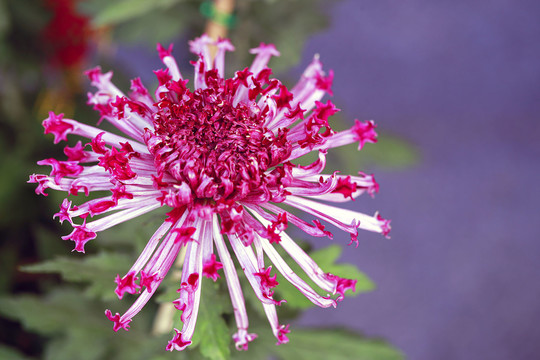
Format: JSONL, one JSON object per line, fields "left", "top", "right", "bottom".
{"left": 0, "top": 288, "right": 173, "bottom": 360}
{"left": 323, "top": 131, "right": 420, "bottom": 174}
{"left": 273, "top": 328, "right": 404, "bottom": 360}
{"left": 4, "top": 240, "right": 393, "bottom": 360}
{"left": 228, "top": 325, "right": 403, "bottom": 360}
{"left": 190, "top": 280, "right": 231, "bottom": 360}
{"left": 88, "top": 0, "right": 183, "bottom": 27}
{"left": 231, "top": 0, "right": 336, "bottom": 73}
{"left": 0, "top": 289, "right": 102, "bottom": 336}
{"left": 357, "top": 133, "right": 420, "bottom": 169}
{"left": 79, "top": 0, "right": 338, "bottom": 74}
{"left": 79, "top": 0, "right": 201, "bottom": 46}
{"left": 0, "top": 286, "right": 403, "bottom": 360}
{"left": 0, "top": 345, "right": 35, "bottom": 360}
{"left": 274, "top": 245, "right": 375, "bottom": 309}
{"left": 292, "top": 113, "right": 420, "bottom": 172}
{"left": 324, "top": 112, "right": 420, "bottom": 173}
{"left": 21, "top": 252, "right": 133, "bottom": 300}
{"left": 0, "top": 0, "right": 10, "bottom": 41}
{"left": 0, "top": 242, "right": 17, "bottom": 292}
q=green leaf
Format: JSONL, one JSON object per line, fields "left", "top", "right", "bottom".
{"left": 89, "top": 0, "right": 182, "bottom": 26}
{"left": 0, "top": 243, "right": 17, "bottom": 292}
{"left": 112, "top": 4, "right": 199, "bottom": 46}
{"left": 0, "top": 0, "right": 10, "bottom": 40}
{"left": 273, "top": 328, "right": 404, "bottom": 360}
{"left": 44, "top": 329, "right": 108, "bottom": 360}
{"left": 330, "top": 132, "right": 420, "bottom": 174}
{"left": 228, "top": 326, "right": 275, "bottom": 360}
{"left": 97, "top": 208, "right": 168, "bottom": 249}
{"left": 0, "top": 287, "right": 177, "bottom": 360}
{"left": 230, "top": 0, "right": 335, "bottom": 73}
{"left": 274, "top": 245, "right": 375, "bottom": 309}
{"left": 0, "top": 345, "right": 35, "bottom": 360}
{"left": 361, "top": 132, "right": 420, "bottom": 169}
{"left": 0, "top": 289, "right": 107, "bottom": 336}
{"left": 309, "top": 245, "right": 375, "bottom": 295}
{"left": 191, "top": 280, "right": 231, "bottom": 360}
{"left": 21, "top": 252, "right": 133, "bottom": 300}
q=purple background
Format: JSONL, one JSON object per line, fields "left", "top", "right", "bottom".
{"left": 295, "top": 1, "right": 540, "bottom": 359}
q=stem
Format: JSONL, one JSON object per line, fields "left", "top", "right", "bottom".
{"left": 205, "top": 0, "right": 235, "bottom": 40}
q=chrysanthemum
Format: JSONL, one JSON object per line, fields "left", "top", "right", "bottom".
{"left": 29, "top": 35, "right": 390, "bottom": 351}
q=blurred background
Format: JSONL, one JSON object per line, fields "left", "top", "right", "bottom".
{"left": 296, "top": 1, "right": 540, "bottom": 360}
{"left": 1, "top": 0, "right": 539, "bottom": 359}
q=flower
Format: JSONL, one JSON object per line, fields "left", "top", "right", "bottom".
{"left": 29, "top": 35, "right": 390, "bottom": 351}
{"left": 42, "top": 0, "right": 90, "bottom": 68}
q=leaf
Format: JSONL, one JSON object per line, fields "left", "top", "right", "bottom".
{"left": 361, "top": 132, "right": 420, "bottom": 169}
{"left": 309, "top": 245, "right": 375, "bottom": 295}
{"left": 0, "top": 0, "right": 10, "bottom": 40}
{"left": 0, "top": 243, "right": 17, "bottom": 292}
{"left": 112, "top": 5, "right": 200, "bottom": 46}
{"left": 274, "top": 245, "right": 375, "bottom": 309}
{"left": 21, "top": 252, "right": 133, "bottom": 300}
{"left": 230, "top": 0, "right": 335, "bottom": 73}
{"left": 0, "top": 345, "right": 35, "bottom": 360}
{"left": 0, "top": 289, "right": 108, "bottom": 336}
{"left": 88, "top": 0, "right": 182, "bottom": 26}
{"left": 272, "top": 328, "right": 404, "bottom": 360}
{"left": 330, "top": 132, "right": 420, "bottom": 174}
{"left": 97, "top": 208, "right": 168, "bottom": 249}
{"left": 0, "top": 151, "right": 36, "bottom": 227}
{"left": 0, "top": 288, "right": 174, "bottom": 360}
{"left": 228, "top": 326, "right": 275, "bottom": 360}
{"left": 44, "top": 329, "right": 108, "bottom": 360}
{"left": 190, "top": 280, "right": 231, "bottom": 360}
{"left": 81, "top": 0, "right": 338, "bottom": 75}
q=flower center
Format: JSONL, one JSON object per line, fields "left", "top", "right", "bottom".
{"left": 147, "top": 71, "right": 291, "bottom": 206}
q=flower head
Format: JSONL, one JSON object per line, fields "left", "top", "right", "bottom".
{"left": 29, "top": 35, "right": 390, "bottom": 350}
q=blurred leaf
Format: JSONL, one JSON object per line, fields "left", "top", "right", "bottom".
{"left": 32, "top": 222, "right": 71, "bottom": 260}
{"left": 228, "top": 325, "right": 276, "bottom": 360}
{"left": 0, "top": 0, "right": 10, "bottom": 40}
{"left": 0, "top": 289, "right": 106, "bottom": 336}
{"left": 275, "top": 245, "right": 374, "bottom": 310}
{"left": 7, "top": 0, "right": 50, "bottom": 33}
{"left": 321, "top": 111, "right": 420, "bottom": 172}
{"left": 97, "top": 208, "right": 168, "bottom": 250}
{"left": 191, "top": 280, "right": 231, "bottom": 360}
{"left": 155, "top": 272, "right": 181, "bottom": 304}
{"left": 310, "top": 245, "right": 375, "bottom": 294}
{"left": 89, "top": 0, "right": 182, "bottom": 27}
{"left": 80, "top": 0, "right": 337, "bottom": 74}
{"left": 230, "top": 0, "right": 336, "bottom": 73}
{"left": 0, "top": 243, "right": 17, "bottom": 292}
{"left": 0, "top": 151, "right": 33, "bottom": 227}
{"left": 44, "top": 328, "right": 108, "bottom": 360}
{"left": 360, "top": 132, "right": 420, "bottom": 168}
{"left": 273, "top": 328, "right": 404, "bottom": 360}
{"left": 80, "top": 0, "right": 200, "bottom": 46}
{"left": 115, "top": 5, "right": 199, "bottom": 46}
{"left": 21, "top": 252, "right": 133, "bottom": 300}
{"left": 0, "top": 288, "right": 175, "bottom": 360}
{"left": 0, "top": 345, "right": 35, "bottom": 360}
{"left": 330, "top": 132, "right": 420, "bottom": 174}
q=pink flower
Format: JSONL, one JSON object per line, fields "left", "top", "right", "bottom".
{"left": 29, "top": 35, "right": 390, "bottom": 351}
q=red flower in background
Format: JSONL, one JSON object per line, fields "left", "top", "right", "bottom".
{"left": 42, "top": 0, "right": 90, "bottom": 68}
